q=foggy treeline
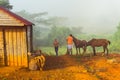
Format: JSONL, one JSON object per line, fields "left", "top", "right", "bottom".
{"left": 15, "top": 11, "right": 120, "bottom": 52}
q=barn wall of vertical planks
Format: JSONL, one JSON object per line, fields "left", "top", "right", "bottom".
{"left": 0, "top": 7, "right": 34, "bottom": 67}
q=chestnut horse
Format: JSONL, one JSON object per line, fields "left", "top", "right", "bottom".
{"left": 87, "top": 38, "right": 111, "bottom": 56}
{"left": 72, "top": 36, "right": 87, "bottom": 55}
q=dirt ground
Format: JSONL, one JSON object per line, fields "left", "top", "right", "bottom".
{"left": 0, "top": 53, "right": 120, "bottom": 80}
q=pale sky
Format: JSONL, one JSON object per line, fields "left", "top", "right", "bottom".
{"left": 9, "top": 0, "right": 120, "bottom": 34}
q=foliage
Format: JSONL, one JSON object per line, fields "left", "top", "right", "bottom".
{"left": 109, "top": 23, "right": 120, "bottom": 52}
{"left": 14, "top": 10, "right": 120, "bottom": 52}
{"left": 16, "top": 11, "right": 50, "bottom": 48}
{"left": 44, "top": 26, "right": 72, "bottom": 46}
{"left": 113, "top": 23, "right": 120, "bottom": 40}
{"left": 0, "top": 0, "right": 12, "bottom": 10}
{"left": 16, "top": 10, "right": 49, "bottom": 25}
{"left": 15, "top": 10, "right": 69, "bottom": 39}
{"left": 46, "top": 16, "right": 68, "bottom": 26}
{"left": 71, "top": 27, "right": 83, "bottom": 35}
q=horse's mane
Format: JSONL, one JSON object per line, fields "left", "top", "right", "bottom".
{"left": 72, "top": 35, "right": 77, "bottom": 40}
{"left": 72, "top": 36, "right": 82, "bottom": 41}
{"left": 72, "top": 36, "right": 87, "bottom": 46}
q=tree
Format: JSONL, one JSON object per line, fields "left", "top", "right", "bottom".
{"left": 16, "top": 10, "right": 50, "bottom": 38}
{"left": 0, "top": 0, "right": 12, "bottom": 10}
{"left": 46, "top": 16, "right": 68, "bottom": 26}
{"left": 109, "top": 23, "right": 120, "bottom": 51}
{"left": 46, "top": 26, "right": 72, "bottom": 46}
{"left": 71, "top": 26, "right": 83, "bottom": 35}
{"left": 114, "top": 23, "right": 120, "bottom": 40}
{"left": 15, "top": 10, "right": 72, "bottom": 48}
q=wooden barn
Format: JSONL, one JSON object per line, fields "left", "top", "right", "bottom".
{"left": 0, "top": 7, "right": 34, "bottom": 67}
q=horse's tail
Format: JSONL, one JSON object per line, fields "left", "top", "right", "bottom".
{"left": 108, "top": 40, "right": 111, "bottom": 45}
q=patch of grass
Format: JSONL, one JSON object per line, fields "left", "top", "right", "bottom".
{"left": 39, "top": 46, "right": 77, "bottom": 56}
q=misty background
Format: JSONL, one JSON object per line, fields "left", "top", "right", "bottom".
{"left": 0, "top": 0, "right": 119, "bottom": 52}
{"left": 9, "top": 0, "right": 120, "bottom": 34}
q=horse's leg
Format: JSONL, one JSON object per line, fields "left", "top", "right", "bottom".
{"left": 106, "top": 47, "right": 109, "bottom": 56}
{"left": 79, "top": 48, "right": 80, "bottom": 55}
{"left": 103, "top": 46, "right": 105, "bottom": 53}
{"left": 76, "top": 48, "right": 78, "bottom": 55}
{"left": 84, "top": 46, "right": 86, "bottom": 53}
{"left": 83, "top": 46, "right": 86, "bottom": 54}
{"left": 93, "top": 47, "right": 96, "bottom": 56}
{"left": 102, "top": 46, "right": 105, "bottom": 56}
{"left": 82, "top": 47, "right": 85, "bottom": 56}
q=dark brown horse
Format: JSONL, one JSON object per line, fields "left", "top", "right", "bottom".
{"left": 72, "top": 36, "right": 87, "bottom": 55}
{"left": 87, "top": 38, "right": 111, "bottom": 56}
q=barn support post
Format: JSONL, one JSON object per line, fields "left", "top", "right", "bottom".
{"left": 30, "top": 26, "right": 33, "bottom": 52}
{"left": 26, "top": 27, "right": 28, "bottom": 53}
{"left": 3, "top": 29, "right": 7, "bottom": 66}
{"left": 26, "top": 27, "right": 29, "bottom": 68}
{"left": 26, "top": 26, "right": 33, "bottom": 52}
{"left": 26, "top": 26, "right": 33, "bottom": 68}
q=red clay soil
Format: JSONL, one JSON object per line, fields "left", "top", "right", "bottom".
{"left": 0, "top": 53, "right": 120, "bottom": 80}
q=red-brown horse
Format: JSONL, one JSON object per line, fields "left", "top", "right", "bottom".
{"left": 87, "top": 38, "right": 111, "bottom": 56}
{"left": 72, "top": 36, "right": 87, "bottom": 55}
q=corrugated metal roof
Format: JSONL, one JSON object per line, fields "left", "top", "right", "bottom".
{"left": 0, "top": 7, "right": 34, "bottom": 26}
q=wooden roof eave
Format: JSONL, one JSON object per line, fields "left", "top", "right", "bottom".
{"left": 0, "top": 7, "right": 34, "bottom": 26}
